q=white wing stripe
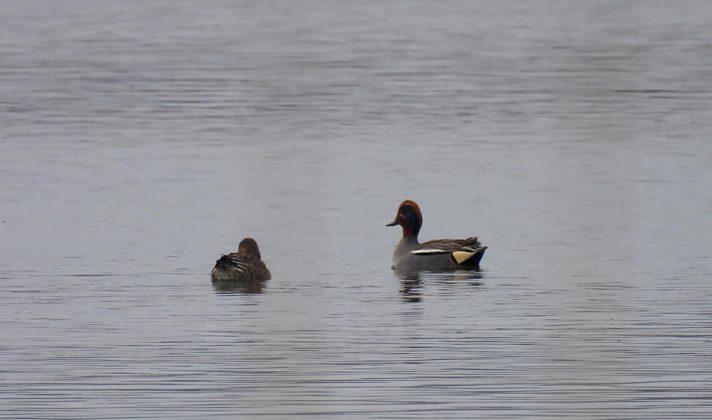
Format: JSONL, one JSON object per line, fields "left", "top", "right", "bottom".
{"left": 410, "top": 248, "right": 449, "bottom": 255}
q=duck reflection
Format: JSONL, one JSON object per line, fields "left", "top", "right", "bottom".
{"left": 211, "top": 278, "right": 266, "bottom": 294}
{"left": 396, "top": 269, "right": 423, "bottom": 302}
{"left": 394, "top": 268, "right": 483, "bottom": 302}
{"left": 437, "top": 269, "right": 483, "bottom": 285}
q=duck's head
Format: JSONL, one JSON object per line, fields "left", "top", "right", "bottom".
{"left": 386, "top": 200, "right": 422, "bottom": 238}
{"left": 238, "top": 237, "right": 262, "bottom": 259}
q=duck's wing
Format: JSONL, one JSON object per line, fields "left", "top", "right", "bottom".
{"left": 215, "top": 252, "right": 269, "bottom": 276}
{"left": 411, "top": 237, "right": 487, "bottom": 266}
{"left": 416, "top": 237, "right": 483, "bottom": 252}
{"left": 214, "top": 253, "right": 251, "bottom": 274}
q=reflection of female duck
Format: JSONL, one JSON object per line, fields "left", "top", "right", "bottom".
{"left": 212, "top": 278, "right": 265, "bottom": 294}
{"left": 211, "top": 238, "right": 271, "bottom": 282}
{"left": 387, "top": 200, "right": 487, "bottom": 271}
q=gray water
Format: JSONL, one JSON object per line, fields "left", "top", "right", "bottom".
{"left": 2, "top": 1, "right": 712, "bottom": 418}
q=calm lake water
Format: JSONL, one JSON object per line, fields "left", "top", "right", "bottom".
{"left": 2, "top": 1, "right": 712, "bottom": 418}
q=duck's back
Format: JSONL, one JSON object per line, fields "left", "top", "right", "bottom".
{"left": 211, "top": 253, "right": 271, "bottom": 281}
{"left": 394, "top": 236, "right": 487, "bottom": 271}
{"left": 419, "top": 236, "right": 483, "bottom": 253}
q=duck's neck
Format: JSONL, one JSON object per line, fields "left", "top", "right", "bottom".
{"left": 401, "top": 230, "right": 419, "bottom": 245}
{"left": 395, "top": 233, "right": 419, "bottom": 256}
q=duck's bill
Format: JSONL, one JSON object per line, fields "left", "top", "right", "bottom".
{"left": 386, "top": 220, "right": 398, "bottom": 226}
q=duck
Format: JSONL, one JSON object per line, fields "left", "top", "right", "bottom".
{"left": 387, "top": 200, "right": 486, "bottom": 271}
{"left": 211, "top": 237, "right": 271, "bottom": 282}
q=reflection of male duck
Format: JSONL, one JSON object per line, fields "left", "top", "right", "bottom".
{"left": 395, "top": 269, "right": 484, "bottom": 303}
{"left": 387, "top": 200, "right": 487, "bottom": 271}
{"left": 211, "top": 238, "right": 271, "bottom": 282}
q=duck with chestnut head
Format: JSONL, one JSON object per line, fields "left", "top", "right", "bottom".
{"left": 387, "top": 200, "right": 486, "bottom": 271}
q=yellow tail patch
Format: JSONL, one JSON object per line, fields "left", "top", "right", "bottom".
{"left": 452, "top": 251, "right": 475, "bottom": 264}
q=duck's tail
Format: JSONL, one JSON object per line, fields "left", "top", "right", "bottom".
{"left": 452, "top": 246, "right": 487, "bottom": 268}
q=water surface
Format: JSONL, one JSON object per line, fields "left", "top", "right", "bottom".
{"left": 2, "top": 1, "right": 712, "bottom": 418}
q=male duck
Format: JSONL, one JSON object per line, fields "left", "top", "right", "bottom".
{"left": 387, "top": 200, "right": 487, "bottom": 271}
{"left": 211, "top": 237, "right": 271, "bottom": 282}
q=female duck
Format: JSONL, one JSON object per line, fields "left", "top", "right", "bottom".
{"left": 211, "top": 237, "right": 271, "bottom": 282}
{"left": 387, "top": 200, "right": 486, "bottom": 271}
